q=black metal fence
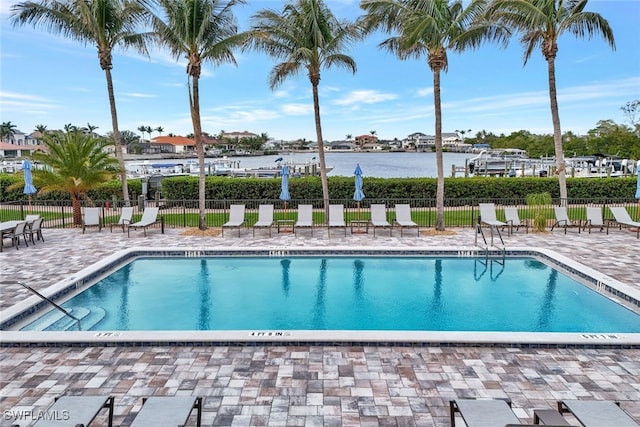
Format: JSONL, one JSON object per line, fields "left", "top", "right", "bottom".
{"left": 1, "top": 197, "right": 637, "bottom": 229}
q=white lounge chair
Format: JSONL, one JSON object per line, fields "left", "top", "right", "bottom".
{"left": 450, "top": 399, "right": 520, "bottom": 427}
{"left": 127, "top": 207, "right": 160, "bottom": 237}
{"left": 393, "top": 204, "right": 419, "bottom": 236}
{"left": 82, "top": 207, "right": 102, "bottom": 233}
{"left": 130, "top": 396, "right": 202, "bottom": 427}
{"left": 328, "top": 204, "right": 346, "bottom": 236}
{"left": 222, "top": 204, "right": 246, "bottom": 236}
{"left": 253, "top": 204, "right": 274, "bottom": 237}
{"left": 503, "top": 206, "right": 528, "bottom": 234}
{"left": 294, "top": 204, "right": 314, "bottom": 236}
{"left": 551, "top": 206, "right": 581, "bottom": 234}
{"left": 478, "top": 203, "right": 507, "bottom": 247}
{"left": 110, "top": 206, "right": 134, "bottom": 233}
{"left": 583, "top": 206, "right": 608, "bottom": 234}
{"left": 558, "top": 400, "right": 639, "bottom": 427}
{"left": 32, "top": 395, "right": 114, "bottom": 427}
{"left": 609, "top": 206, "right": 640, "bottom": 238}
{"left": 370, "top": 204, "right": 391, "bottom": 236}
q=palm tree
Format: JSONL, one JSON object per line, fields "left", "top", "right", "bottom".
{"left": 63, "top": 123, "right": 78, "bottom": 133}
{"left": 360, "top": 0, "right": 507, "bottom": 230}
{"left": 0, "top": 121, "right": 17, "bottom": 143}
{"left": 487, "top": 0, "right": 615, "bottom": 204}
{"left": 11, "top": 0, "right": 151, "bottom": 205}
{"left": 346, "top": 133, "right": 353, "bottom": 141}
{"left": 30, "top": 131, "right": 121, "bottom": 226}
{"left": 148, "top": 0, "right": 246, "bottom": 230}
{"left": 455, "top": 128, "right": 471, "bottom": 140}
{"left": 34, "top": 124, "right": 48, "bottom": 137}
{"left": 247, "top": 0, "right": 362, "bottom": 221}
{"left": 137, "top": 125, "right": 147, "bottom": 142}
{"left": 86, "top": 123, "right": 99, "bottom": 135}
{"left": 155, "top": 126, "right": 164, "bottom": 137}
{"left": 145, "top": 125, "right": 154, "bottom": 141}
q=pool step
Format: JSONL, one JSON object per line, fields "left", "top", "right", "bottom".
{"left": 21, "top": 306, "right": 106, "bottom": 331}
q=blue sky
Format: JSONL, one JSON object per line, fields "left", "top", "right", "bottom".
{"left": 1, "top": 0, "right": 639, "bottom": 142}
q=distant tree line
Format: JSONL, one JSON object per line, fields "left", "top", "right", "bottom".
{"left": 465, "top": 118, "right": 640, "bottom": 159}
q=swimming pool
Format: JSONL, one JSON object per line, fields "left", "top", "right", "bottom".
{"left": 2, "top": 247, "right": 640, "bottom": 347}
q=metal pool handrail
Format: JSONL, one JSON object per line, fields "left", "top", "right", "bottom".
{"left": 3, "top": 280, "right": 82, "bottom": 331}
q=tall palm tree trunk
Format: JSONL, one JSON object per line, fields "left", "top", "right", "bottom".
{"left": 547, "top": 56, "right": 567, "bottom": 204}
{"left": 311, "top": 78, "right": 330, "bottom": 223}
{"left": 105, "top": 68, "right": 130, "bottom": 205}
{"left": 433, "top": 68, "right": 445, "bottom": 231}
{"left": 189, "top": 76, "right": 207, "bottom": 230}
{"left": 72, "top": 195, "right": 82, "bottom": 226}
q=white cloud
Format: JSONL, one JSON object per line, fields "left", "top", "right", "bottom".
{"left": 333, "top": 89, "right": 398, "bottom": 106}
{"left": 281, "top": 103, "right": 313, "bottom": 115}
{"left": 416, "top": 87, "right": 433, "bottom": 97}
{"left": 123, "top": 92, "right": 157, "bottom": 98}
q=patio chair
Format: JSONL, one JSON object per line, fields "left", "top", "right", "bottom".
{"left": 294, "top": 204, "right": 314, "bottom": 236}
{"left": 503, "top": 206, "right": 528, "bottom": 234}
{"left": 82, "top": 207, "right": 102, "bottom": 233}
{"left": 127, "top": 207, "right": 160, "bottom": 237}
{"left": 32, "top": 395, "right": 114, "bottom": 427}
{"left": 609, "top": 206, "right": 640, "bottom": 238}
{"left": 551, "top": 206, "right": 581, "bottom": 234}
{"left": 393, "top": 204, "right": 419, "bottom": 236}
{"left": 253, "top": 204, "right": 274, "bottom": 237}
{"left": 222, "top": 204, "right": 246, "bottom": 237}
{"left": 557, "top": 400, "right": 639, "bottom": 427}
{"left": 328, "top": 204, "right": 346, "bottom": 237}
{"left": 130, "top": 396, "right": 202, "bottom": 427}
{"left": 582, "top": 206, "right": 609, "bottom": 234}
{"left": 28, "top": 217, "right": 45, "bottom": 244}
{"left": 370, "top": 204, "right": 392, "bottom": 236}
{"left": 25, "top": 214, "right": 40, "bottom": 223}
{"left": 479, "top": 203, "right": 507, "bottom": 228}
{"left": 2, "top": 221, "right": 29, "bottom": 250}
{"left": 450, "top": 399, "right": 520, "bottom": 427}
{"left": 110, "top": 206, "right": 134, "bottom": 233}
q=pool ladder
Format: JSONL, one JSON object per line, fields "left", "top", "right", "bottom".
{"left": 474, "top": 215, "right": 506, "bottom": 254}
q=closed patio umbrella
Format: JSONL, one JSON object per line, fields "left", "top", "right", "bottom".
{"left": 353, "top": 164, "right": 365, "bottom": 221}
{"left": 22, "top": 159, "right": 37, "bottom": 213}
{"left": 280, "top": 165, "right": 291, "bottom": 218}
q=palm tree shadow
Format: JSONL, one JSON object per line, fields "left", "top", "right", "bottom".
{"left": 198, "top": 259, "right": 211, "bottom": 330}
{"left": 312, "top": 259, "right": 327, "bottom": 328}
{"left": 281, "top": 259, "right": 291, "bottom": 296}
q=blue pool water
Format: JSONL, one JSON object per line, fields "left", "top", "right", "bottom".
{"left": 22, "top": 256, "right": 640, "bottom": 332}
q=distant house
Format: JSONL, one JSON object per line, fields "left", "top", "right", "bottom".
{"left": 354, "top": 134, "right": 378, "bottom": 146}
{"left": 0, "top": 129, "right": 43, "bottom": 157}
{"left": 362, "top": 142, "right": 384, "bottom": 151}
{"left": 403, "top": 132, "right": 433, "bottom": 151}
{"left": 151, "top": 136, "right": 196, "bottom": 155}
{"left": 220, "top": 131, "right": 259, "bottom": 140}
{"left": 442, "top": 132, "right": 462, "bottom": 147}
{"left": 329, "top": 141, "right": 356, "bottom": 151}
{"left": 402, "top": 131, "right": 462, "bottom": 151}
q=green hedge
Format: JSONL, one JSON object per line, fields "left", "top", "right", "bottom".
{"left": 1, "top": 173, "right": 636, "bottom": 203}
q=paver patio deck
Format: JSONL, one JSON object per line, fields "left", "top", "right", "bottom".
{"left": 1, "top": 225, "right": 639, "bottom": 426}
